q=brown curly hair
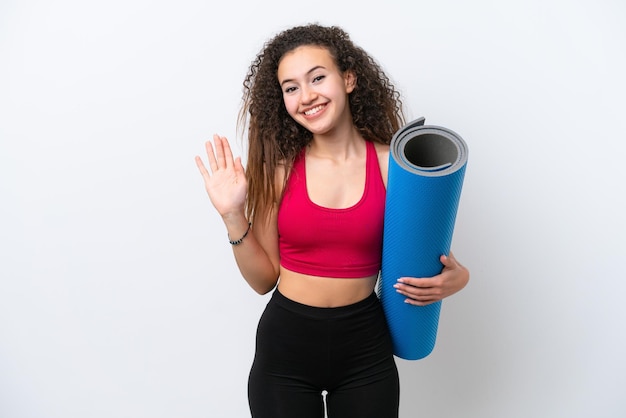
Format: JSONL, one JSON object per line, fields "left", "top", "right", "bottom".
{"left": 238, "top": 23, "right": 405, "bottom": 224}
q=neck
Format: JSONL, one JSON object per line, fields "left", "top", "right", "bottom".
{"left": 309, "top": 124, "right": 364, "bottom": 160}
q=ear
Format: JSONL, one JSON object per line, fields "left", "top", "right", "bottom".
{"left": 344, "top": 70, "right": 357, "bottom": 93}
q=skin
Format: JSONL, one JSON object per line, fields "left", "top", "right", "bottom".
{"left": 195, "top": 45, "right": 469, "bottom": 307}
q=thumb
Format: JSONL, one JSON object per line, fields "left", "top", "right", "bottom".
{"left": 235, "top": 156, "right": 245, "bottom": 174}
{"left": 440, "top": 252, "right": 458, "bottom": 269}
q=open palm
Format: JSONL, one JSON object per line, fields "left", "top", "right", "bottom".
{"left": 195, "top": 134, "right": 247, "bottom": 218}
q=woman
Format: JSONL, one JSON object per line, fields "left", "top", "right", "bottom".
{"left": 195, "top": 23, "right": 469, "bottom": 418}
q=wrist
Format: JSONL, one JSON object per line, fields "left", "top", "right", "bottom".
{"left": 221, "top": 211, "right": 247, "bottom": 226}
{"left": 221, "top": 213, "right": 251, "bottom": 244}
{"left": 228, "top": 222, "right": 252, "bottom": 245}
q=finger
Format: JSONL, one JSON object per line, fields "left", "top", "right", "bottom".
{"left": 396, "top": 282, "right": 442, "bottom": 302}
{"left": 404, "top": 297, "right": 438, "bottom": 307}
{"left": 395, "top": 282, "right": 436, "bottom": 301}
{"left": 234, "top": 156, "right": 245, "bottom": 175}
{"left": 213, "top": 134, "right": 228, "bottom": 169}
{"left": 440, "top": 253, "right": 453, "bottom": 267}
{"left": 396, "top": 277, "right": 435, "bottom": 289}
{"left": 395, "top": 281, "right": 436, "bottom": 296}
{"left": 195, "top": 155, "right": 210, "bottom": 179}
{"left": 205, "top": 139, "right": 219, "bottom": 172}
{"left": 220, "top": 136, "right": 236, "bottom": 170}
{"left": 395, "top": 277, "right": 445, "bottom": 303}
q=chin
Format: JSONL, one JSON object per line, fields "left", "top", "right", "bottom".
{"left": 302, "top": 121, "right": 333, "bottom": 135}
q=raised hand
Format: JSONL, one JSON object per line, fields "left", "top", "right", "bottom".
{"left": 195, "top": 134, "right": 247, "bottom": 219}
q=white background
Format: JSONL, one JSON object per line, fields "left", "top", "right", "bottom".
{"left": 1, "top": 0, "right": 625, "bottom": 417}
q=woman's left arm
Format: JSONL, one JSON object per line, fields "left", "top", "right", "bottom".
{"left": 376, "top": 143, "right": 469, "bottom": 306}
{"left": 393, "top": 252, "right": 470, "bottom": 306}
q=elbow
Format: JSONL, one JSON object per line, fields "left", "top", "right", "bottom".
{"left": 253, "top": 282, "right": 277, "bottom": 296}
{"left": 250, "top": 274, "right": 279, "bottom": 295}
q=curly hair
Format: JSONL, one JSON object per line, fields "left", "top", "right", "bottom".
{"left": 238, "top": 23, "right": 405, "bottom": 224}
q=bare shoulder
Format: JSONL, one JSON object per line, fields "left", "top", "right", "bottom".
{"left": 372, "top": 141, "right": 390, "bottom": 187}
{"left": 373, "top": 141, "right": 390, "bottom": 158}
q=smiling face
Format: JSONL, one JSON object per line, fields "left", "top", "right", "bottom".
{"left": 277, "top": 45, "right": 356, "bottom": 137}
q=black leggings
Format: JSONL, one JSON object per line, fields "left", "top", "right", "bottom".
{"left": 248, "top": 289, "right": 399, "bottom": 418}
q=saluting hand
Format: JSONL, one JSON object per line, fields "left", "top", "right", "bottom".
{"left": 195, "top": 134, "right": 248, "bottom": 219}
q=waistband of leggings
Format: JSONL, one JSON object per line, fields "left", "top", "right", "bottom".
{"left": 270, "top": 288, "right": 380, "bottom": 320}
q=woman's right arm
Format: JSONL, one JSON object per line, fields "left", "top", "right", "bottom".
{"left": 195, "top": 135, "right": 280, "bottom": 294}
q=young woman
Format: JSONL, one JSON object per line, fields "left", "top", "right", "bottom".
{"left": 195, "top": 23, "right": 469, "bottom": 418}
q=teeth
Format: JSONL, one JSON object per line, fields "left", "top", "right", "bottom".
{"left": 304, "top": 105, "right": 324, "bottom": 116}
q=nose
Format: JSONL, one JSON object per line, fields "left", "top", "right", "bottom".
{"left": 300, "top": 85, "right": 317, "bottom": 104}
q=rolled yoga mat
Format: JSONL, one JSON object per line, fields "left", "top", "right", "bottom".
{"left": 379, "top": 117, "right": 468, "bottom": 360}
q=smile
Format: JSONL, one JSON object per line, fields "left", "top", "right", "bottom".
{"left": 303, "top": 105, "right": 325, "bottom": 116}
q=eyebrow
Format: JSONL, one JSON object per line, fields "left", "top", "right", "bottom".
{"left": 280, "top": 65, "right": 326, "bottom": 86}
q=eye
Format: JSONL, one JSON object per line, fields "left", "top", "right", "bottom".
{"left": 284, "top": 85, "right": 298, "bottom": 94}
{"left": 312, "top": 75, "right": 325, "bottom": 83}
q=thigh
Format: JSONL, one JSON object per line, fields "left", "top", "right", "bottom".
{"left": 326, "top": 297, "right": 400, "bottom": 418}
{"left": 248, "top": 294, "right": 327, "bottom": 418}
{"left": 248, "top": 372, "right": 325, "bottom": 418}
{"left": 325, "top": 357, "right": 399, "bottom": 418}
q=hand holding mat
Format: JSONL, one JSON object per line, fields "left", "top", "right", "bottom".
{"left": 379, "top": 117, "right": 468, "bottom": 360}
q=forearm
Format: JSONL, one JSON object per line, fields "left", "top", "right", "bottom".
{"left": 223, "top": 214, "right": 280, "bottom": 295}
{"left": 195, "top": 135, "right": 279, "bottom": 292}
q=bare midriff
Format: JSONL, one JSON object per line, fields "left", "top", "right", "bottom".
{"left": 277, "top": 266, "right": 379, "bottom": 308}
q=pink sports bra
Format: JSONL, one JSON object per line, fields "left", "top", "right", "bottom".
{"left": 277, "top": 140, "right": 386, "bottom": 278}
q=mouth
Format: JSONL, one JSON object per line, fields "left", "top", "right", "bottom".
{"left": 303, "top": 104, "right": 326, "bottom": 116}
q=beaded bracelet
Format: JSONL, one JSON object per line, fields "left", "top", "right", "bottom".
{"left": 228, "top": 222, "right": 251, "bottom": 245}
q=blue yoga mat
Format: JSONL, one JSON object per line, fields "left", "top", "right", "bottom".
{"left": 379, "top": 117, "right": 468, "bottom": 360}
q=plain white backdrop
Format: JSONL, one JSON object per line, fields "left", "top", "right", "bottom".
{"left": 1, "top": 0, "right": 625, "bottom": 417}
